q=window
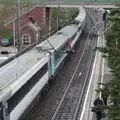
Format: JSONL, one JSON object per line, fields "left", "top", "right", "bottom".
{"left": 78, "top": 24, "right": 82, "bottom": 31}
{"left": 72, "top": 20, "right": 80, "bottom": 25}
{"left": 0, "top": 102, "right": 3, "bottom": 120}
{"left": 54, "top": 32, "right": 77, "bottom": 65}
{"left": 22, "top": 34, "right": 31, "bottom": 45}
{"left": 7, "top": 63, "right": 48, "bottom": 114}
{"left": 71, "top": 32, "right": 77, "bottom": 40}
{"left": 54, "top": 44, "right": 68, "bottom": 65}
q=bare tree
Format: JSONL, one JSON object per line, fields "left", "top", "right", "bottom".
{"left": 0, "top": 5, "right": 16, "bottom": 26}
{"left": 0, "top": 5, "right": 16, "bottom": 39}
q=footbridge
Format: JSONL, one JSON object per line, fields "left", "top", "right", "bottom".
{"left": 1, "top": 0, "right": 120, "bottom": 8}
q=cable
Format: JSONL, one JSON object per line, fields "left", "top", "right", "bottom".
{"left": 99, "top": 21, "right": 115, "bottom": 36}
{"left": 28, "top": 15, "right": 57, "bottom": 52}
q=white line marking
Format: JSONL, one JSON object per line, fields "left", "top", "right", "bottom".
{"left": 79, "top": 72, "right": 82, "bottom": 76}
{"left": 79, "top": 33, "right": 99, "bottom": 120}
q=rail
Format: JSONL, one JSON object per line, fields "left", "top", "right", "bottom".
{"left": 50, "top": 27, "right": 97, "bottom": 120}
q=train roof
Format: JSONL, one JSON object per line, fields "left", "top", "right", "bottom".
{"left": 36, "top": 24, "right": 78, "bottom": 52}
{"left": 75, "top": 8, "right": 86, "bottom": 23}
{"left": 0, "top": 49, "right": 49, "bottom": 101}
{"left": 0, "top": 24, "right": 78, "bottom": 101}
{"left": 0, "top": 6, "right": 86, "bottom": 101}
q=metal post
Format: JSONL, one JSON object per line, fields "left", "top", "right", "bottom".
{"left": 36, "top": 33, "right": 39, "bottom": 45}
{"left": 13, "top": 21, "right": 16, "bottom": 53}
{"left": 49, "top": 8, "right": 51, "bottom": 37}
{"left": 57, "top": 5, "right": 60, "bottom": 31}
{"left": 104, "top": 10, "right": 107, "bottom": 30}
{"left": 116, "top": 39, "right": 118, "bottom": 50}
{"left": 66, "top": 8, "right": 68, "bottom": 22}
{"left": 16, "top": 0, "right": 21, "bottom": 52}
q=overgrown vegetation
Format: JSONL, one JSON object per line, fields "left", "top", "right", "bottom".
{"left": 51, "top": 8, "right": 78, "bottom": 29}
{"left": 97, "top": 6, "right": 120, "bottom": 120}
{"left": 0, "top": 5, "right": 16, "bottom": 26}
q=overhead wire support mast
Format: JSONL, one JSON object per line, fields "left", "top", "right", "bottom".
{"left": 16, "top": 0, "right": 21, "bottom": 52}
{"left": 28, "top": 15, "right": 56, "bottom": 52}
{"left": 57, "top": 5, "right": 60, "bottom": 31}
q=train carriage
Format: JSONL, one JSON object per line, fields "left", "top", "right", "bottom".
{"left": 0, "top": 7, "right": 86, "bottom": 120}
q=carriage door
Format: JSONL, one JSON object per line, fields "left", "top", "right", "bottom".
{"left": 0, "top": 102, "right": 4, "bottom": 120}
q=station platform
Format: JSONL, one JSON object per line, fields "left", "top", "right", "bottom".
{"left": 80, "top": 27, "right": 112, "bottom": 120}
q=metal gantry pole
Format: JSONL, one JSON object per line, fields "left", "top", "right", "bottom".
{"left": 57, "top": 5, "right": 60, "bottom": 31}
{"left": 13, "top": 21, "right": 16, "bottom": 53}
{"left": 16, "top": 0, "right": 21, "bottom": 52}
{"left": 66, "top": 8, "right": 68, "bottom": 22}
{"left": 49, "top": 8, "right": 51, "bottom": 37}
{"left": 116, "top": 39, "right": 118, "bottom": 50}
{"left": 104, "top": 10, "right": 107, "bottom": 30}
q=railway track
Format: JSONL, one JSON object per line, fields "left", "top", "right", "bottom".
{"left": 50, "top": 31, "right": 96, "bottom": 120}
{"left": 25, "top": 8, "right": 97, "bottom": 120}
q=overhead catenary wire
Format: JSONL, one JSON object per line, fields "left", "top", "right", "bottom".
{"left": 28, "top": 14, "right": 57, "bottom": 52}
{"left": 98, "top": 21, "right": 115, "bottom": 36}
{"left": 27, "top": 10, "right": 77, "bottom": 54}
{"left": 0, "top": 7, "right": 74, "bottom": 64}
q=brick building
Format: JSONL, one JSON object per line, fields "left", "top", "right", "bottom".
{"left": 6, "top": 7, "right": 47, "bottom": 48}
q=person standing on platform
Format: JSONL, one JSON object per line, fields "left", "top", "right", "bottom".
{"left": 92, "top": 97, "right": 104, "bottom": 120}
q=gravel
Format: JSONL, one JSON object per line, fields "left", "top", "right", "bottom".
{"left": 26, "top": 8, "right": 98, "bottom": 120}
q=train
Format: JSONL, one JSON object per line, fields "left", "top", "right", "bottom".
{"left": 0, "top": 7, "right": 86, "bottom": 120}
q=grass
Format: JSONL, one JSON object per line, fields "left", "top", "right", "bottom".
{"left": 0, "top": 29, "right": 12, "bottom": 39}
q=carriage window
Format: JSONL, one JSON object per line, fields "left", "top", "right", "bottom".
{"left": 54, "top": 44, "right": 68, "bottom": 64}
{"left": 0, "top": 103, "right": 4, "bottom": 120}
{"left": 7, "top": 63, "right": 48, "bottom": 114}
{"left": 71, "top": 32, "right": 77, "bottom": 40}
{"left": 78, "top": 25, "right": 82, "bottom": 31}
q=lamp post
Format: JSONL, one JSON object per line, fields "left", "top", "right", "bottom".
{"left": 16, "top": 0, "right": 21, "bottom": 52}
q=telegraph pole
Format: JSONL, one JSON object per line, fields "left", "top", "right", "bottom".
{"left": 16, "top": 0, "right": 21, "bottom": 52}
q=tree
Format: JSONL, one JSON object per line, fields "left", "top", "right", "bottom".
{"left": 0, "top": 5, "right": 15, "bottom": 38}
{"left": 0, "top": 5, "right": 16, "bottom": 26}
{"left": 95, "top": 6, "right": 120, "bottom": 119}
{"left": 51, "top": 8, "right": 78, "bottom": 29}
